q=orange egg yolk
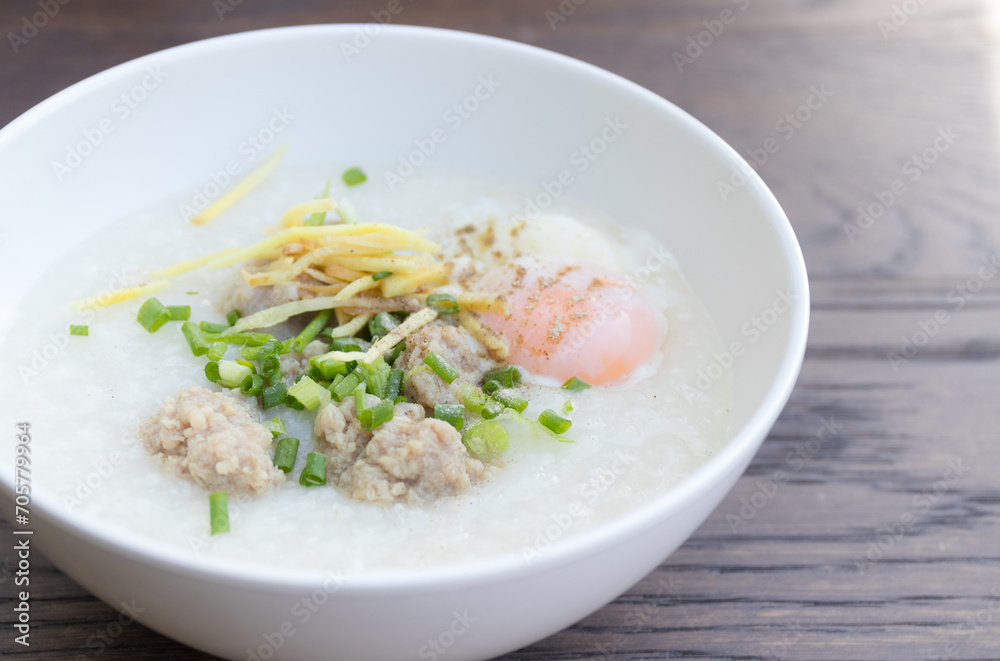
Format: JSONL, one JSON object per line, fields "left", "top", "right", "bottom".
{"left": 477, "top": 258, "right": 661, "bottom": 385}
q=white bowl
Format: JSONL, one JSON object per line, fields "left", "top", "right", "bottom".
{"left": 0, "top": 25, "right": 808, "bottom": 661}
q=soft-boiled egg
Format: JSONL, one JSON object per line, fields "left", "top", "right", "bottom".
{"left": 477, "top": 256, "right": 661, "bottom": 386}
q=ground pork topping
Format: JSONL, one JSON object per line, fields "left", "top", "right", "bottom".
{"left": 139, "top": 386, "right": 284, "bottom": 495}
{"left": 314, "top": 396, "right": 490, "bottom": 503}
{"left": 395, "top": 322, "right": 497, "bottom": 409}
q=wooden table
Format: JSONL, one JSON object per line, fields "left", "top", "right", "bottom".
{"left": 4, "top": 0, "right": 999, "bottom": 658}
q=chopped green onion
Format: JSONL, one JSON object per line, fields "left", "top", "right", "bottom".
{"left": 167, "top": 305, "right": 191, "bottom": 321}
{"left": 354, "top": 385, "right": 367, "bottom": 416}
{"left": 394, "top": 395, "right": 408, "bottom": 404}
{"left": 186, "top": 291, "right": 198, "bottom": 295}
{"left": 462, "top": 420, "right": 509, "bottom": 461}
{"left": 342, "top": 167, "right": 367, "bottom": 186}
{"left": 459, "top": 383, "right": 487, "bottom": 414}
{"left": 304, "top": 179, "right": 331, "bottom": 226}
{"left": 273, "top": 437, "right": 299, "bottom": 473}
{"left": 538, "top": 409, "right": 572, "bottom": 434}
{"left": 482, "top": 380, "right": 500, "bottom": 396}
{"left": 336, "top": 197, "right": 359, "bottom": 224}
{"left": 312, "top": 357, "right": 349, "bottom": 380}
{"left": 481, "top": 399, "right": 505, "bottom": 420}
{"left": 493, "top": 389, "right": 528, "bottom": 413}
{"left": 206, "top": 360, "right": 254, "bottom": 388}
{"left": 209, "top": 492, "right": 229, "bottom": 534}
{"left": 288, "top": 376, "right": 331, "bottom": 411}
{"left": 435, "top": 404, "right": 465, "bottom": 431}
{"left": 299, "top": 452, "right": 327, "bottom": 486}
{"left": 426, "top": 293, "right": 460, "bottom": 315}
{"left": 265, "top": 370, "right": 284, "bottom": 387}
{"left": 200, "top": 321, "right": 229, "bottom": 334}
{"left": 241, "top": 337, "right": 282, "bottom": 360}
{"left": 181, "top": 322, "right": 210, "bottom": 356}
{"left": 384, "top": 340, "right": 406, "bottom": 364}
{"left": 330, "top": 370, "right": 364, "bottom": 402}
{"left": 226, "top": 309, "right": 242, "bottom": 326}
{"left": 207, "top": 331, "right": 273, "bottom": 347}
{"left": 69, "top": 324, "right": 88, "bottom": 336}
{"left": 372, "top": 271, "right": 392, "bottom": 281}
{"left": 206, "top": 341, "right": 227, "bottom": 362}
{"left": 424, "top": 351, "right": 459, "bottom": 384}
{"left": 386, "top": 368, "right": 404, "bottom": 401}
{"left": 261, "top": 382, "right": 288, "bottom": 409}
{"left": 368, "top": 312, "right": 400, "bottom": 340}
{"left": 260, "top": 355, "right": 282, "bottom": 377}
{"left": 483, "top": 365, "right": 521, "bottom": 390}
{"left": 329, "top": 336, "right": 370, "bottom": 353}
{"left": 284, "top": 395, "right": 305, "bottom": 410}
{"left": 359, "top": 399, "right": 394, "bottom": 431}
{"left": 264, "top": 417, "right": 286, "bottom": 437}
{"left": 292, "top": 309, "right": 333, "bottom": 353}
{"left": 364, "top": 358, "right": 391, "bottom": 398}
{"left": 240, "top": 373, "right": 265, "bottom": 396}
{"left": 137, "top": 297, "right": 171, "bottom": 333}
{"left": 562, "top": 399, "right": 574, "bottom": 415}
{"left": 561, "top": 376, "right": 591, "bottom": 392}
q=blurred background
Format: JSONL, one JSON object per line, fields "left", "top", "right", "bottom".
{"left": 3, "top": 1, "right": 999, "bottom": 659}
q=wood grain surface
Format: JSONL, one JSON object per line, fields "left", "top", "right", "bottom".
{"left": 3, "top": 0, "right": 1000, "bottom": 659}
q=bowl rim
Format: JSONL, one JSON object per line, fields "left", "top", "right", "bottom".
{"left": 0, "top": 23, "right": 809, "bottom": 594}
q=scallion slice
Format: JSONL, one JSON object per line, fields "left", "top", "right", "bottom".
{"left": 312, "top": 357, "right": 349, "bottom": 380}
{"left": 424, "top": 351, "right": 459, "bottom": 384}
{"left": 299, "top": 452, "right": 327, "bottom": 486}
{"left": 273, "top": 437, "right": 300, "bottom": 473}
{"left": 368, "top": 312, "right": 400, "bottom": 340}
{"left": 209, "top": 492, "right": 229, "bottom": 534}
{"left": 200, "top": 321, "right": 229, "bottom": 334}
{"left": 562, "top": 399, "right": 574, "bottom": 415}
{"left": 226, "top": 309, "right": 242, "bottom": 326}
{"left": 137, "top": 297, "right": 171, "bottom": 333}
{"left": 364, "top": 358, "right": 391, "bottom": 398}
{"left": 493, "top": 389, "right": 528, "bottom": 413}
{"left": 329, "top": 336, "right": 370, "bottom": 353}
{"left": 206, "top": 341, "right": 227, "bottom": 362}
{"left": 69, "top": 324, "right": 88, "bottom": 336}
{"left": 181, "top": 321, "right": 210, "bottom": 356}
{"left": 167, "top": 305, "right": 191, "bottom": 321}
{"left": 462, "top": 420, "right": 509, "bottom": 461}
{"left": 538, "top": 409, "right": 572, "bottom": 434}
{"left": 426, "top": 293, "right": 460, "bottom": 315}
{"left": 483, "top": 365, "right": 521, "bottom": 390}
{"left": 354, "top": 385, "right": 367, "bottom": 416}
{"left": 359, "top": 398, "right": 394, "bottom": 431}
{"left": 292, "top": 309, "right": 333, "bottom": 354}
{"left": 264, "top": 417, "right": 286, "bottom": 437}
{"left": 287, "top": 376, "right": 331, "bottom": 411}
{"left": 304, "top": 179, "right": 331, "bottom": 226}
{"left": 386, "top": 368, "right": 404, "bottom": 401}
{"left": 384, "top": 340, "right": 406, "bottom": 365}
{"left": 434, "top": 404, "right": 465, "bottom": 431}
{"left": 372, "top": 271, "right": 392, "bottom": 281}
{"left": 481, "top": 399, "right": 505, "bottom": 420}
{"left": 261, "top": 382, "right": 288, "bottom": 409}
{"left": 342, "top": 167, "right": 367, "bottom": 186}
{"left": 561, "top": 376, "right": 591, "bottom": 392}
{"left": 240, "top": 373, "right": 265, "bottom": 396}
{"left": 330, "top": 370, "right": 364, "bottom": 402}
